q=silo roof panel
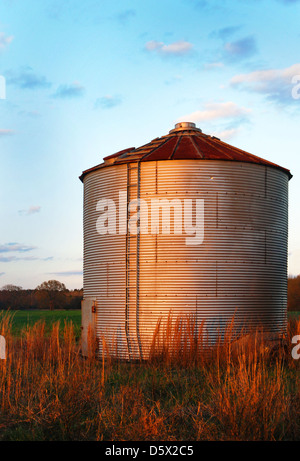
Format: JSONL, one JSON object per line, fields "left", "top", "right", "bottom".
{"left": 140, "top": 136, "right": 179, "bottom": 160}
{"left": 80, "top": 123, "right": 292, "bottom": 181}
{"left": 171, "top": 136, "right": 202, "bottom": 159}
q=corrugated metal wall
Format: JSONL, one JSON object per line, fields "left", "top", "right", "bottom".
{"left": 83, "top": 159, "right": 288, "bottom": 359}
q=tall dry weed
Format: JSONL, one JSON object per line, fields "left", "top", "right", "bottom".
{"left": 0, "top": 311, "right": 298, "bottom": 441}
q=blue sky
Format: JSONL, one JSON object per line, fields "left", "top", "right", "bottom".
{"left": 0, "top": 0, "right": 300, "bottom": 289}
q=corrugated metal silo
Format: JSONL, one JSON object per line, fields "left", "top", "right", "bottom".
{"left": 80, "top": 122, "right": 292, "bottom": 360}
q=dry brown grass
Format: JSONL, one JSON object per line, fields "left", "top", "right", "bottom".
{"left": 0, "top": 311, "right": 299, "bottom": 441}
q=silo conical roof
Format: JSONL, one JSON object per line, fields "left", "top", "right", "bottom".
{"left": 80, "top": 122, "right": 292, "bottom": 181}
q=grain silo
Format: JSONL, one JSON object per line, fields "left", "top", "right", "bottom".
{"left": 80, "top": 122, "right": 292, "bottom": 360}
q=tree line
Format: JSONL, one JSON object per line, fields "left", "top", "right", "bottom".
{"left": 0, "top": 276, "right": 299, "bottom": 311}
{"left": 287, "top": 275, "right": 300, "bottom": 311}
{"left": 0, "top": 280, "right": 82, "bottom": 310}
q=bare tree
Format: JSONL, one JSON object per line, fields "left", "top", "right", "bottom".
{"left": 35, "top": 280, "right": 67, "bottom": 310}
{"left": 36, "top": 280, "right": 67, "bottom": 292}
{"left": 1, "top": 284, "right": 23, "bottom": 291}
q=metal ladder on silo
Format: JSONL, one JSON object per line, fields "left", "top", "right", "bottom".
{"left": 125, "top": 162, "right": 143, "bottom": 360}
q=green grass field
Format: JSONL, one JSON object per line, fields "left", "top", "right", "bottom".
{"left": 0, "top": 309, "right": 81, "bottom": 338}
{"left": 288, "top": 311, "right": 300, "bottom": 319}
{"left": 0, "top": 310, "right": 299, "bottom": 339}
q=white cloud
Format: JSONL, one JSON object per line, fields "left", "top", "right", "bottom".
{"left": 211, "top": 128, "right": 240, "bottom": 141}
{"left": 176, "top": 102, "right": 250, "bottom": 123}
{"left": 18, "top": 110, "right": 41, "bottom": 118}
{"left": 0, "top": 243, "right": 37, "bottom": 253}
{"left": 164, "top": 74, "right": 183, "bottom": 85}
{"left": 211, "top": 26, "right": 242, "bottom": 41}
{"left": 0, "top": 255, "right": 52, "bottom": 263}
{"left": 53, "top": 81, "right": 85, "bottom": 99}
{"left": 48, "top": 271, "right": 83, "bottom": 276}
{"left": 0, "top": 129, "right": 14, "bottom": 136}
{"left": 7, "top": 67, "right": 51, "bottom": 89}
{"left": 230, "top": 63, "right": 300, "bottom": 104}
{"left": 223, "top": 36, "right": 257, "bottom": 61}
{"left": 203, "top": 62, "right": 224, "bottom": 70}
{"left": 0, "top": 242, "right": 52, "bottom": 263}
{"left": 27, "top": 206, "right": 41, "bottom": 215}
{"left": 94, "top": 95, "right": 122, "bottom": 109}
{"left": 230, "top": 63, "right": 300, "bottom": 87}
{"left": 145, "top": 40, "right": 193, "bottom": 56}
{"left": 18, "top": 205, "right": 41, "bottom": 216}
{"left": 0, "top": 32, "right": 13, "bottom": 50}
{"left": 114, "top": 9, "right": 136, "bottom": 24}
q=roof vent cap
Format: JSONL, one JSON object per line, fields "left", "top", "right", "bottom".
{"left": 169, "top": 121, "right": 202, "bottom": 134}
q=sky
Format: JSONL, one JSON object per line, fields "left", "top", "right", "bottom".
{"left": 0, "top": 0, "right": 300, "bottom": 290}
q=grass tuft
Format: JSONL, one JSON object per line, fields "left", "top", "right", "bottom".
{"left": 0, "top": 312, "right": 299, "bottom": 441}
